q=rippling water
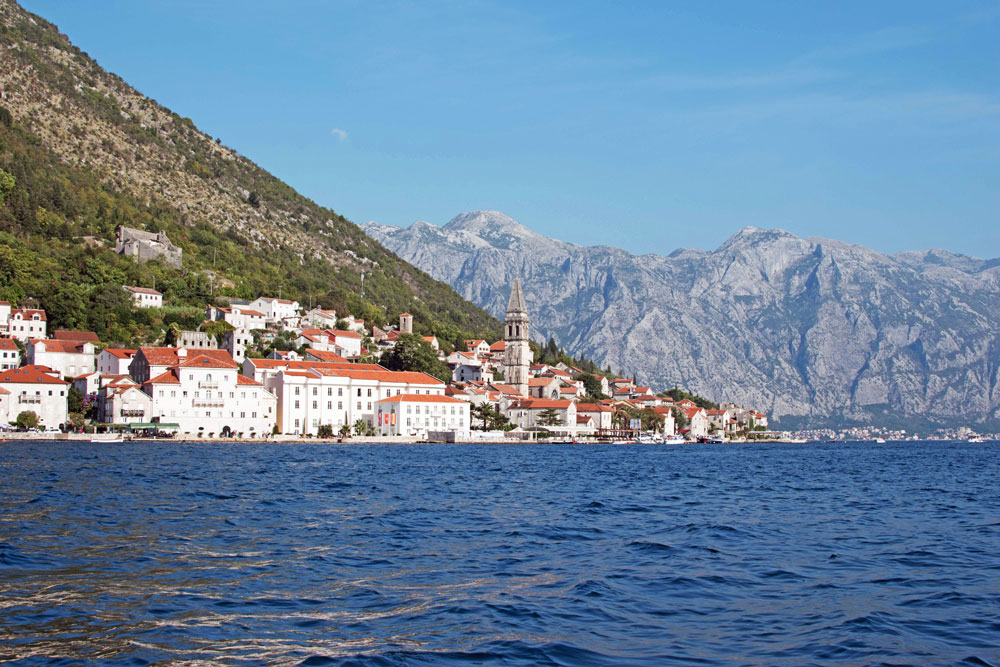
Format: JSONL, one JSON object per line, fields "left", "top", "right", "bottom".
{"left": 1, "top": 440, "right": 998, "bottom": 665}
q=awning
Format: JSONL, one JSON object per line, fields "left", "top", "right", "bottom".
{"left": 128, "top": 422, "right": 180, "bottom": 431}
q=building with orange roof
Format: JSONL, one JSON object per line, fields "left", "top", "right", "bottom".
{"left": 123, "top": 285, "right": 163, "bottom": 308}
{"left": 97, "top": 348, "right": 138, "bottom": 375}
{"left": 26, "top": 338, "right": 96, "bottom": 379}
{"left": 6, "top": 308, "right": 47, "bottom": 342}
{"left": 0, "top": 365, "right": 69, "bottom": 428}
{"left": 129, "top": 347, "right": 235, "bottom": 384}
{"left": 244, "top": 357, "right": 446, "bottom": 436}
{"left": 0, "top": 337, "right": 19, "bottom": 371}
{"left": 506, "top": 398, "right": 577, "bottom": 431}
{"left": 143, "top": 352, "right": 276, "bottom": 436}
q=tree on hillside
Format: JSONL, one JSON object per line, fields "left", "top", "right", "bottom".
{"left": 379, "top": 333, "right": 451, "bottom": 383}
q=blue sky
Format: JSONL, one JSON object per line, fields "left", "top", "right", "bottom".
{"left": 21, "top": 1, "right": 1000, "bottom": 257}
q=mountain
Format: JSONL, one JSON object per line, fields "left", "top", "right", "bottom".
{"left": 0, "top": 0, "right": 499, "bottom": 344}
{"left": 364, "top": 211, "right": 1000, "bottom": 431}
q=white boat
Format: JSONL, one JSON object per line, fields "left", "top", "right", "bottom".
{"left": 90, "top": 434, "right": 124, "bottom": 444}
{"left": 662, "top": 436, "right": 686, "bottom": 445}
{"left": 874, "top": 437, "right": 887, "bottom": 444}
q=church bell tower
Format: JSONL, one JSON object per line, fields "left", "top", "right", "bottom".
{"left": 503, "top": 278, "right": 531, "bottom": 397}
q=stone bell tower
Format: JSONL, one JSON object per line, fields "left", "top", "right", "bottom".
{"left": 503, "top": 278, "right": 531, "bottom": 397}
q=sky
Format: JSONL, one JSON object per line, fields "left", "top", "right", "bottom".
{"left": 20, "top": 1, "right": 1000, "bottom": 258}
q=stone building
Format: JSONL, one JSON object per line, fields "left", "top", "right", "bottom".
{"left": 503, "top": 279, "right": 531, "bottom": 397}
{"left": 114, "top": 226, "right": 182, "bottom": 269}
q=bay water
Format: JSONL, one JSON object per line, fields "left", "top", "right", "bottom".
{"left": 1, "top": 441, "right": 998, "bottom": 665}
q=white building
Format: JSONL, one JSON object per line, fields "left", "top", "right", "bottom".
{"left": 6, "top": 309, "right": 47, "bottom": 342}
{"left": 0, "top": 301, "right": 10, "bottom": 335}
{"left": 506, "top": 399, "right": 577, "bottom": 431}
{"left": 576, "top": 403, "right": 615, "bottom": 431}
{"left": 206, "top": 305, "right": 267, "bottom": 331}
{"left": 374, "top": 394, "right": 470, "bottom": 438}
{"left": 144, "top": 353, "right": 276, "bottom": 437}
{"left": 124, "top": 286, "right": 163, "bottom": 308}
{"left": 26, "top": 338, "right": 96, "bottom": 379}
{"left": 223, "top": 328, "right": 253, "bottom": 363}
{"left": 0, "top": 337, "right": 19, "bottom": 371}
{"left": 97, "top": 348, "right": 138, "bottom": 375}
{"left": 248, "top": 297, "right": 300, "bottom": 324}
{"left": 244, "top": 358, "right": 446, "bottom": 436}
{"left": 98, "top": 377, "right": 153, "bottom": 425}
{"left": 129, "top": 347, "right": 235, "bottom": 385}
{"left": 329, "top": 330, "right": 364, "bottom": 357}
{"left": 0, "top": 365, "right": 69, "bottom": 429}
{"left": 303, "top": 308, "right": 339, "bottom": 329}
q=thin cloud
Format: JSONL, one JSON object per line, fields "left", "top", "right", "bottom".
{"left": 331, "top": 128, "right": 349, "bottom": 141}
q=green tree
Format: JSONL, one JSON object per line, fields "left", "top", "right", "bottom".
{"left": 671, "top": 406, "right": 688, "bottom": 430}
{"left": 338, "top": 424, "right": 351, "bottom": 437}
{"left": 538, "top": 408, "right": 562, "bottom": 427}
{"left": 15, "top": 410, "right": 39, "bottom": 430}
{"left": 247, "top": 190, "right": 261, "bottom": 209}
{"left": 379, "top": 333, "right": 451, "bottom": 382}
{"left": 317, "top": 424, "right": 333, "bottom": 438}
{"left": 580, "top": 373, "right": 607, "bottom": 399}
{"left": 353, "top": 419, "right": 367, "bottom": 436}
{"left": 67, "top": 386, "right": 85, "bottom": 414}
{"left": 641, "top": 407, "right": 663, "bottom": 432}
{"left": 0, "top": 168, "right": 14, "bottom": 207}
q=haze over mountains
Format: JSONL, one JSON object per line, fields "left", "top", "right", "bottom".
{"left": 365, "top": 211, "right": 1000, "bottom": 430}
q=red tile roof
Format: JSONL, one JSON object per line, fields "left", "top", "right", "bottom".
{"left": 512, "top": 399, "right": 574, "bottom": 409}
{"left": 53, "top": 330, "right": 100, "bottom": 342}
{"left": 145, "top": 370, "right": 180, "bottom": 385}
{"left": 329, "top": 329, "right": 363, "bottom": 340}
{"left": 173, "top": 354, "right": 240, "bottom": 369}
{"left": 103, "top": 348, "right": 138, "bottom": 359}
{"left": 123, "top": 286, "right": 161, "bottom": 295}
{"left": 29, "top": 339, "right": 91, "bottom": 354}
{"left": 310, "top": 367, "right": 444, "bottom": 385}
{"left": 11, "top": 308, "right": 46, "bottom": 321}
{"left": 306, "top": 349, "right": 348, "bottom": 363}
{"left": 0, "top": 338, "right": 17, "bottom": 350}
{"left": 0, "top": 365, "right": 69, "bottom": 385}
{"left": 139, "top": 347, "right": 233, "bottom": 366}
{"left": 236, "top": 374, "right": 263, "bottom": 386}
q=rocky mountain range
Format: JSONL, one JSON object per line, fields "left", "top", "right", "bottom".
{"left": 365, "top": 211, "right": 1000, "bottom": 430}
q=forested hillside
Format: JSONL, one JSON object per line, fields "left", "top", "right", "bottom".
{"left": 0, "top": 0, "right": 500, "bottom": 346}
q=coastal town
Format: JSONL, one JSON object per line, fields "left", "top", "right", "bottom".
{"left": 0, "top": 231, "right": 774, "bottom": 442}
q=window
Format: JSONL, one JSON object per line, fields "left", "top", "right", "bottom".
{"left": 294, "top": 419, "right": 300, "bottom": 428}
{"left": 338, "top": 388, "right": 343, "bottom": 396}
{"left": 357, "top": 388, "right": 362, "bottom": 397}
{"left": 367, "top": 403, "right": 372, "bottom": 410}
{"left": 312, "top": 387, "right": 317, "bottom": 396}
{"left": 294, "top": 400, "right": 300, "bottom": 409}
{"left": 295, "top": 387, "right": 300, "bottom": 396}
{"left": 327, "top": 401, "right": 332, "bottom": 409}
{"left": 327, "top": 388, "right": 332, "bottom": 396}
{"left": 189, "top": 374, "right": 194, "bottom": 380}
{"left": 171, "top": 390, "right": 176, "bottom": 398}
{"left": 312, "top": 401, "right": 317, "bottom": 409}
{"left": 356, "top": 401, "right": 361, "bottom": 410}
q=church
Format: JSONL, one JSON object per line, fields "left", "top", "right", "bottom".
{"left": 503, "top": 278, "right": 532, "bottom": 397}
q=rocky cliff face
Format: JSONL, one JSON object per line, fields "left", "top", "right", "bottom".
{"left": 364, "top": 211, "right": 1000, "bottom": 430}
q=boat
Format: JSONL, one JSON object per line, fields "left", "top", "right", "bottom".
{"left": 874, "top": 437, "right": 887, "bottom": 444}
{"left": 90, "top": 434, "right": 124, "bottom": 444}
{"left": 968, "top": 436, "right": 985, "bottom": 443}
{"left": 662, "top": 436, "right": 686, "bottom": 445}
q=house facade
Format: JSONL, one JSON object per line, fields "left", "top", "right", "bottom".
{"left": 26, "top": 339, "right": 96, "bottom": 379}
{"left": 0, "top": 365, "right": 69, "bottom": 428}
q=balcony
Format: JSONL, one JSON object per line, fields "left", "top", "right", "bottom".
{"left": 197, "top": 381, "right": 219, "bottom": 389}
{"left": 120, "top": 409, "right": 145, "bottom": 418}
{"left": 18, "top": 395, "right": 41, "bottom": 404}
{"left": 192, "top": 400, "right": 225, "bottom": 408}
